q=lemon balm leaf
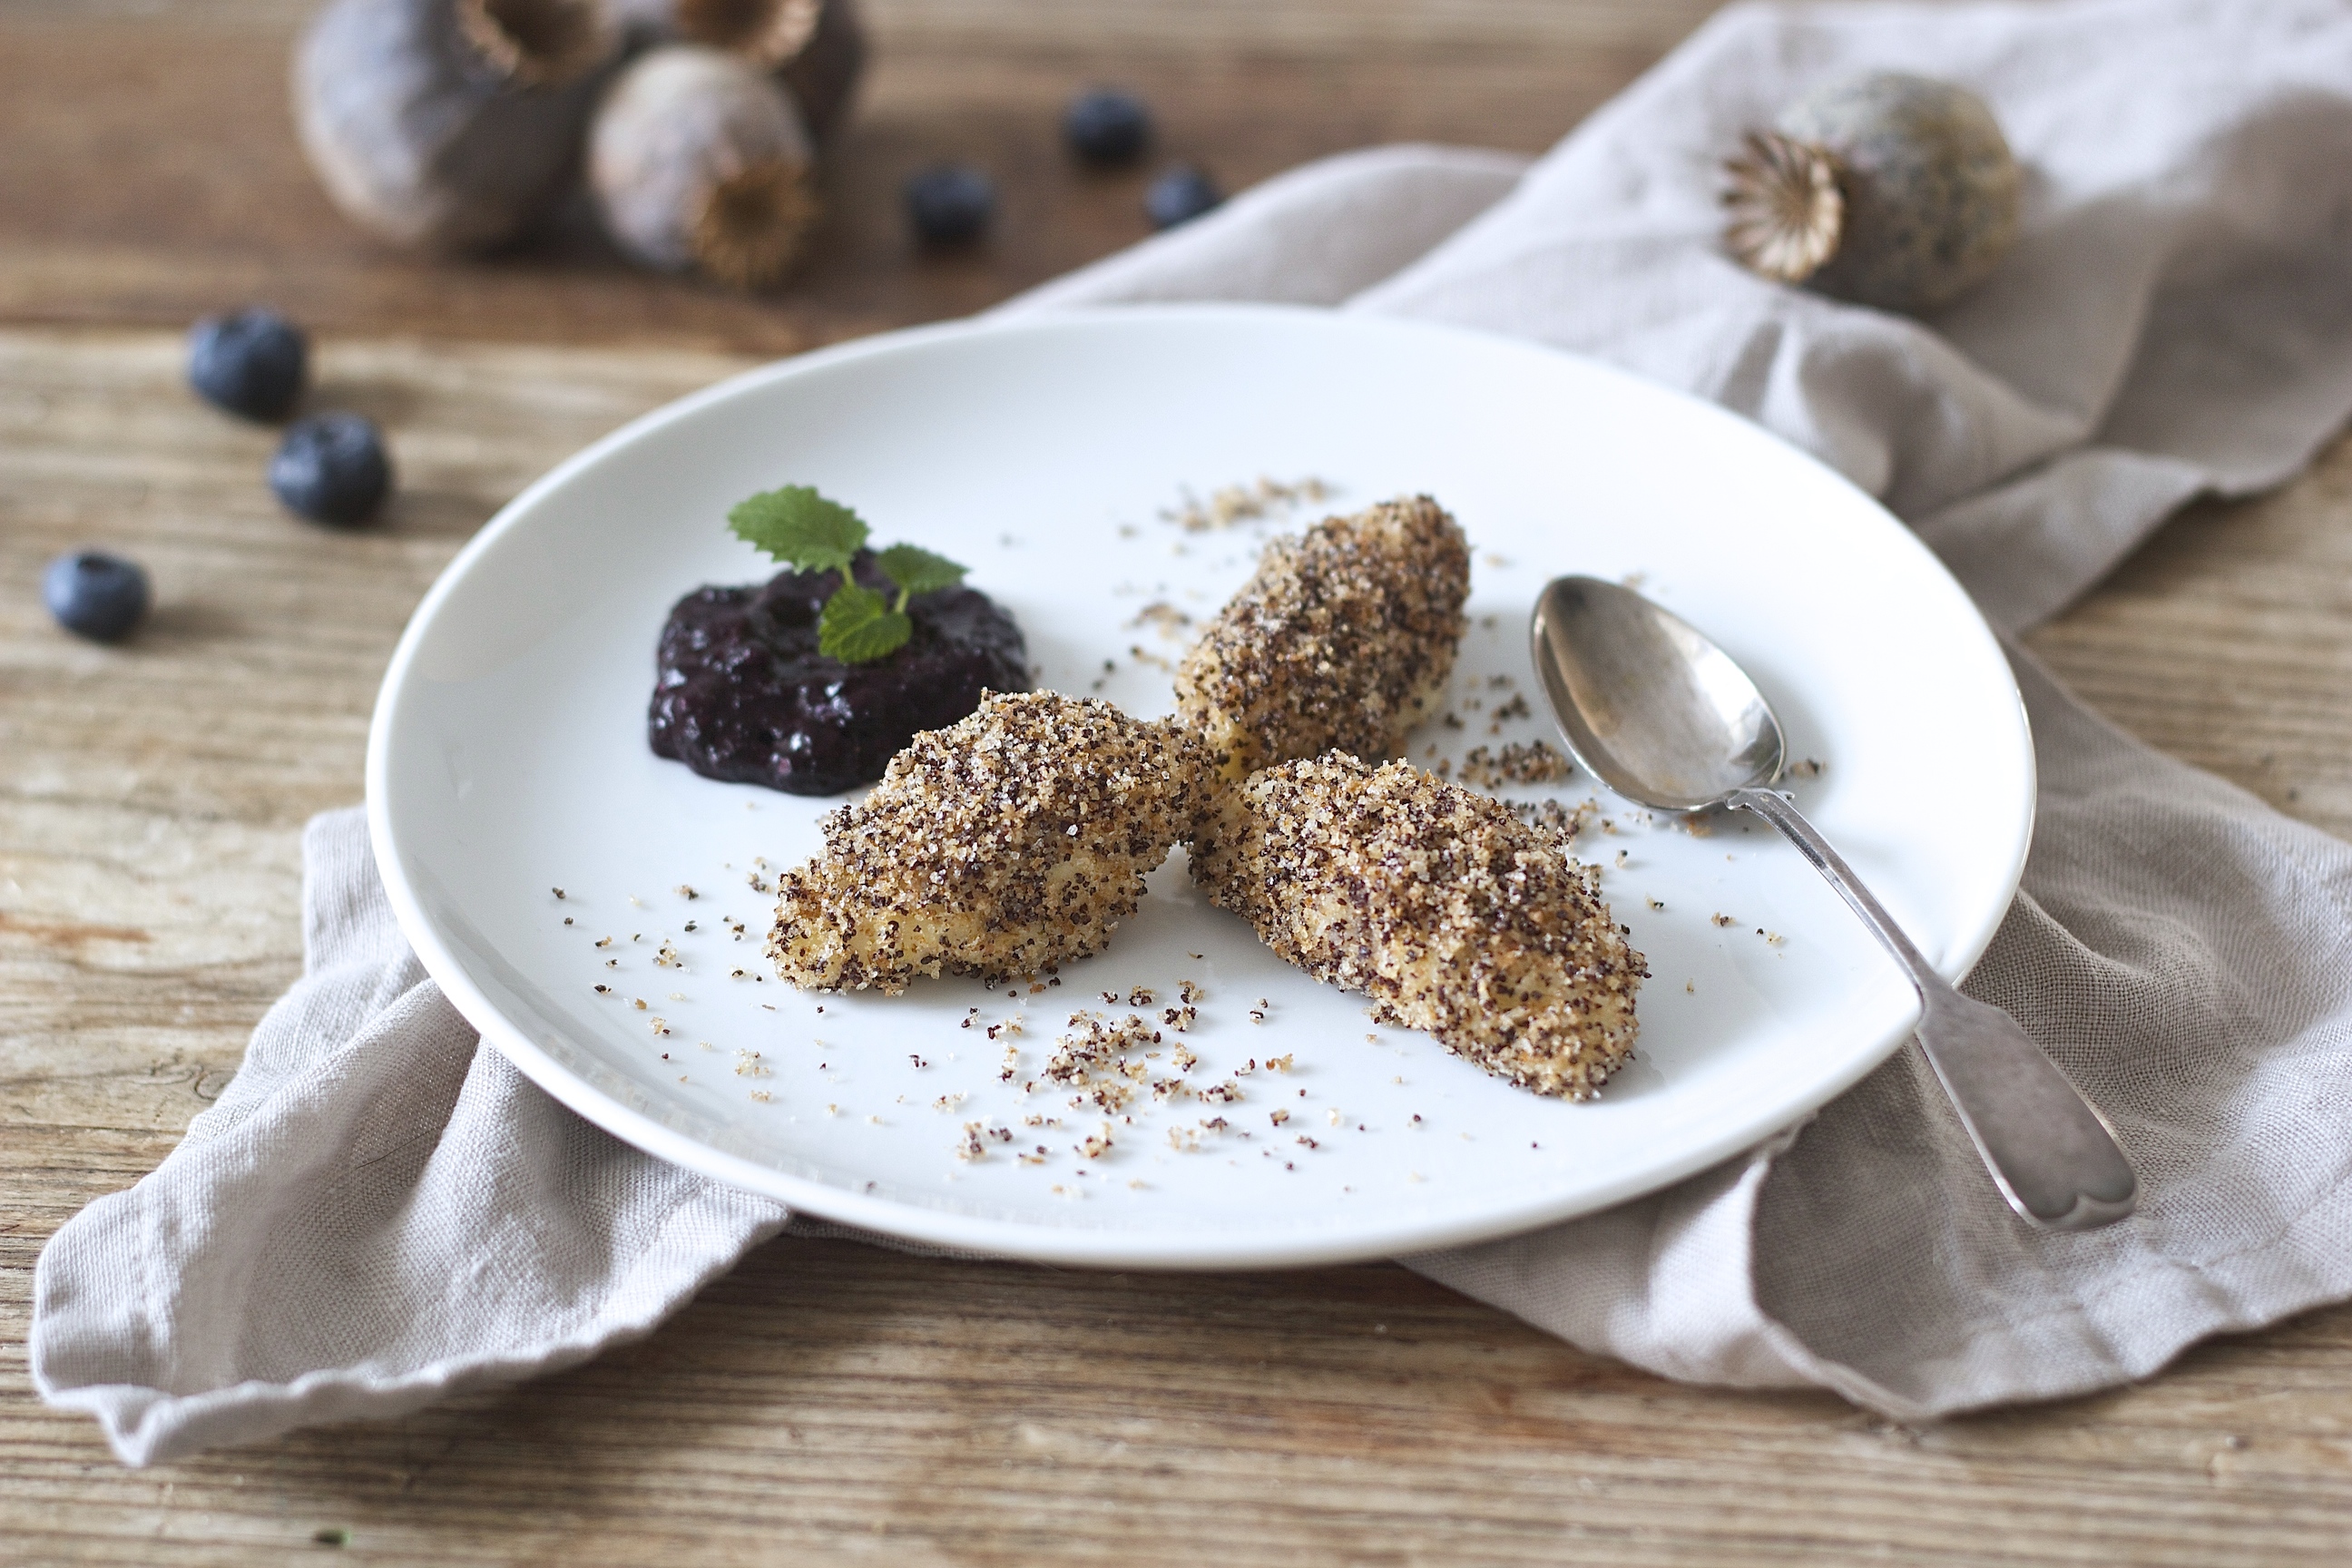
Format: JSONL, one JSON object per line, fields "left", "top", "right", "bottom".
{"left": 729, "top": 485, "right": 868, "bottom": 576}
{"left": 874, "top": 544, "right": 967, "bottom": 605}
{"left": 726, "top": 488, "right": 955, "bottom": 662}
{"left": 818, "top": 583, "right": 913, "bottom": 664}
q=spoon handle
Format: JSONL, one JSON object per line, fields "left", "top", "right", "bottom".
{"left": 1726, "top": 787, "right": 2138, "bottom": 1231}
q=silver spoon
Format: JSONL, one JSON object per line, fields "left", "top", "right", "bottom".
{"left": 1530, "top": 574, "right": 2137, "bottom": 1231}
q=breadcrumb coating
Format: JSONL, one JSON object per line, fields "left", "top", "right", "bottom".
{"left": 1175, "top": 495, "right": 1470, "bottom": 779}
{"left": 768, "top": 691, "right": 1211, "bottom": 992}
{"left": 1191, "top": 754, "right": 1645, "bottom": 1099}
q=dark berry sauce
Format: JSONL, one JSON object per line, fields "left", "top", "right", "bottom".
{"left": 650, "top": 551, "right": 1028, "bottom": 795}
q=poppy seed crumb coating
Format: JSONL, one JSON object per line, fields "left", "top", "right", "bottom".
{"left": 1190, "top": 754, "right": 1646, "bottom": 1099}
{"left": 1175, "top": 495, "right": 1470, "bottom": 779}
{"left": 767, "top": 691, "right": 1212, "bottom": 992}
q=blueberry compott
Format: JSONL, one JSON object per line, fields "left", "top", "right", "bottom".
{"left": 651, "top": 550, "right": 1028, "bottom": 796}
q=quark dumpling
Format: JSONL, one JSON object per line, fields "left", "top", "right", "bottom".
{"left": 767, "top": 691, "right": 1211, "bottom": 992}
{"left": 1174, "top": 495, "right": 1470, "bottom": 779}
{"left": 1190, "top": 754, "right": 1645, "bottom": 1099}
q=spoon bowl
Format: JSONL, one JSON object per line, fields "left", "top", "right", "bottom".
{"left": 1531, "top": 576, "right": 1785, "bottom": 809}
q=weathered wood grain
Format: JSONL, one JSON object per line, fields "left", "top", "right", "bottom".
{"left": 5, "top": 326, "right": 2352, "bottom": 1566}
{"left": 2025, "top": 482, "right": 2352, "bottom": 840}
{"left": 0, "top": 0, "right": 1720, "bottom": 353}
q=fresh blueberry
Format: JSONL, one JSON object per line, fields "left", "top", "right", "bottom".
{"left": 1063, "top": 87, "right": 1152, "bottom": 167}
{"left": 269, "top": 412, "right": 391, "bottom": 526}
{"left": 1144, "top": 163, "right": 1222, "bottom": 230}
{"left": 188, "top": 308, "right": 308, "bottom": 422}
{"left": 44, "top": 551, "right": 151, "bottom": 643}
{"left": 904, "top": 164, "right": 995, "bottom": 244}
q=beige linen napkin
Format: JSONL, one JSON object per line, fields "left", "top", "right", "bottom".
{"left": 35, "top": 0, "right": 2352, "bottom": 1464}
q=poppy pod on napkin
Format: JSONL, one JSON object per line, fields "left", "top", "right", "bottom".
{"left": 1722, "top": 72, "right": 2023, "bottom": 313}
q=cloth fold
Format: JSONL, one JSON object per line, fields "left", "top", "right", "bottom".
{"left": 34, "top": 0, "right": 2352, "bottom": 1465}
{"left": 32, "top": 814, "right": 789, "bottom": 1465}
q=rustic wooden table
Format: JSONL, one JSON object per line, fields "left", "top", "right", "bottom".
{"left": 6, "top": 1, "right": 2352, "bottom": 1563}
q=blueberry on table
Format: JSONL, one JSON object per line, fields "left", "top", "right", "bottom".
{"left": 269, "top": 412, "right": 391, "bottom": 526}
{"left": 44, "top": 551, "right": 151, "bottom": 643}
{"left": 1144, "top": 163, "right": 1222, "bottom": 230}
{"left": 904, "top": 164, "right": 995, "bottom": 244}
{"left": 1063, "top": 87, "right": 1152, "bottom": 167}
{"left": 187, "top": 308, "right": 308, "bottom": 422}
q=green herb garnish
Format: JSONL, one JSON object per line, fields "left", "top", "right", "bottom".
{"left": 872, "top": 543, "right": 968, "bottom": 603}
{"left": 817, "top": 583, "right": 909, "bottom": 663}
{"left": 726, "top": 485, "right": 968, "bottom": 663}
{"left": 729, "top": 485, "right": 866, "bottom": 576}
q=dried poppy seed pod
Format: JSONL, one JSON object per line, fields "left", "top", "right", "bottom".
{"left": 609, "top": 0, "right": 866, "bottom": 142}
{"left": 1722, "top": 72, "right": 2022, "bottom": 314}
{"left": 294, "top": 0, "right": 622, "bottom": 251}
{"left": 589, "top": 45, "right": 820, "bottom": 289}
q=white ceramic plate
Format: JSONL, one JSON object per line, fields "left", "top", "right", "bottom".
{"left": 368, "top": 305, "right": 2031, "bottom": 1269}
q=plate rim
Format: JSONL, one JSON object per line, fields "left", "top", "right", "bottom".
{"left": 366, "top": 301, "right": 2035, "bottom": 1269}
